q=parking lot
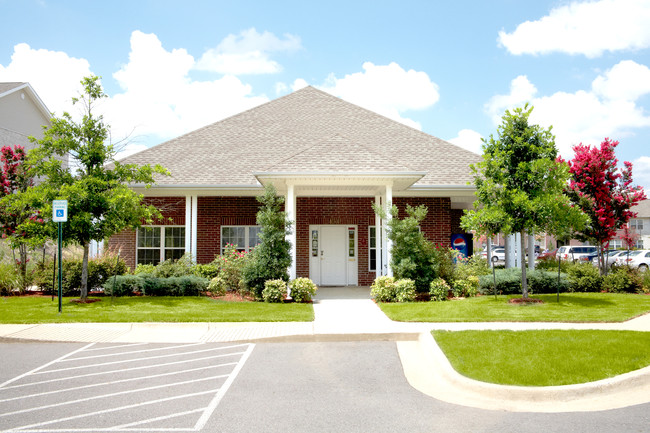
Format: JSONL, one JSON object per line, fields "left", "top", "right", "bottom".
{"left": 0, "top": 342, "right": 254, "bottom": 432}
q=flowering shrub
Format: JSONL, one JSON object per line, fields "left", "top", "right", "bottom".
{"left": 429, "top": 278, "right": 450, "bottom": 301}
{"left": 394, "top": 278, "right": 417, "bottom": 302}
{"left": 288, "top": 277, "right": 317, "bottom": 303}
{"left": 207, "top": 275, "right": 228, "bottom": 296}
{"left": 214, "top": 245, "right": 249, "bottom": 295}
{"left": 451, "top": 276, "right": 479, "bottom": 298}
{"left": 371, "top": 276, "right": 396, "bottom": 302}
{"left": 262, "top": 279, "right": 287, "bottom": 303}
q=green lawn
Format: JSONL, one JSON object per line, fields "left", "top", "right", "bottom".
{"left": 379, "top": 293, "right": 650, "bottom": 322}
{"left": 433, "top": 330, "right": 650, "bottom": 386}
{"left": 0, "top": 296, "right": 314, "bottom": 323}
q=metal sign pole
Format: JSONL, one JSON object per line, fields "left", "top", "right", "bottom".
{"left": 58, "top": 221, "right": 63, "bottom": 313}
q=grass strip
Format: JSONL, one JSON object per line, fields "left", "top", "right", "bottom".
{"left": 379, "top": 293, "right": 650, "bottom": 322}
{"left": 433, "top": 329, "right": 650, "bottom": 386}
{"left": 0, "top": 296, "right": 314, "bottom": 323}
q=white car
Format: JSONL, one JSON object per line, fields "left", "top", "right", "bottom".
{"left": 556, "top": 245, "right": 598, "bottom": 262}
{"left": 615, "top": 250, "right": 650, "bottom": 271}
{"left": 592, "top": 250, "right": 624, "bottom": 268}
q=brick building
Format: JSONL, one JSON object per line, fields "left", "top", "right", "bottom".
{"left": 109, "top": 86, "right": 480, "bottom": 286}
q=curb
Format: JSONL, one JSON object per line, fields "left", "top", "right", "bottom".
{"left": 397, "top": 331, "right": 650, "bottom": 412}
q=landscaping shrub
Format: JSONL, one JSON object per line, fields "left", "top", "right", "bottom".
{"left": 262, "top": 279, "right": 287, "bottom": 303}
{"left": 394, "top": 278, "right": 417, "bottom": 302}
{"left": 454, "top": 255, "right": 491, "bottom": 281}
{"left": 602, "top": 267, "right": 643, "bottom": 294}
{"left": 103, "top": 275, "right": 143, "bottom": 296}
{"left": 134, "top": 263, "right": 156, "bottom": 275}
{"left": 429, "top": 278, "right": 450, "bottom": 301}
{"left": 535, "top": 255, "right": 572, "bottom": 272}
{"left": 567, "top": 263, "right": 602, "bottom": 292}
{"left": 207, "top": 275, "right": 227, "bottom": 296}
{"left": 433, "top": 246, "right": 456, "bottom": 284}
{"left": 527, "top": 270, "right": 569, "bottom": 294}
{"left": 288, "top": 277, "right": 317, "bottom": 303}
{"left": 30, "top": 258, "right": 55, "bottom": 294}
{"left": 149, "top": 254, "right": 194, "bottom": 278}
{"left": 192, "top": 263, "right": 221, "bottom": 279}
{"left": 242, "top": 185, "right": 292, "bottom": 299}
{"left": 0, "top": 262, "right": 20, "bottom": 296}
{"left": 451, "top": 276, "right": 479, "bottom": 298}
{"left": 60, "top": 252, "right": 128, "bottom": 295}
{"left": 139, "top": 275, "right": 208, "bottom": 296}
{"left": 478, "top": 267, "right": 523, "bottom": 295}
{"left": 371, "top": 276, "right": 396, "bottom": 302}
{"left": 214, "top": 245, "right": 249, "bottom": 295}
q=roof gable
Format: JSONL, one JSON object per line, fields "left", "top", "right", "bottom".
{"left": 120, "top": 86, "right": 481, "bottom": 187}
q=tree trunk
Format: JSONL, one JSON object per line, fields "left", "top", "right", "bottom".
{"left": 520, "top": 231, "right": 528, "bottom": 298}
{"left": 80, "top": 242, "right": 89, "bottom": 301}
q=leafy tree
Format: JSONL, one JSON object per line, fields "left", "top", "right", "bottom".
{"left": 242, "top": 184, "right": 292, "bottom": 299}
{"left": 26, "top": 76, "right": 168, "bottom": 300}
{"left": 461, "top": 105, "right": 585, "bottom": 298}
{"left": 0, "top": 145, "right": 46, "bottom": 288}
{"left": 562, "top": 138, "right": 646, "bottom": 275}
{"left": 372, "top": 203, "right": 438, "bottom": 292}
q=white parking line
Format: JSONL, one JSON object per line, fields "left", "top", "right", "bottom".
{"left": 0, "top": 342, "right": 255, "bottom": 432}
{"left": 82, "top": 342, "right": 148, "bottom": 352}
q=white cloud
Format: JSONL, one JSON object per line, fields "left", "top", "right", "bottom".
{"left": 448, "top": 129, "right": 483, "bottom": 154}
{"left": 0, "top": 43, "right": 92, "bottom": 115}
{"left": 632, "top": 156, "right": 650, "bottom": 189}
{"left": 196, "top": 28, "right": 301, "bottom": 75}
{"left": 485, "top": 60, "right": 650, "bottom": 158}
{"left": 499, "top": 0, "right": 650, "bottom": 58}
{"left": 106, "top": 31, "right": 269, "bottom": 142}
{"left": 319, "top": 62, "right": 440, "bottom": 129}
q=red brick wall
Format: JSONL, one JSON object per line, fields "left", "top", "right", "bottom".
{"left": 109, "top": 195, "right": 458, "bottom": 280}
{"left": 196, "top": 196, "right": 261, "bottom": 263}
{"left": 296, "top": 197, "right": 376, "bottom": 285}
{"left": 107, "top": 197, "right": 186, "bottom": 270}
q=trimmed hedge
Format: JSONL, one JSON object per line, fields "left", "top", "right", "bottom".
{"left": 478, "top": 268, "right": 569, "bottom": 295}
{"left": 102, "top": 275, "right": 209, "bottom": 296}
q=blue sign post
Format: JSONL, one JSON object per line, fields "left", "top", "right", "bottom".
{"left": 52, "top": 200, "right": 68, "bottom": 313}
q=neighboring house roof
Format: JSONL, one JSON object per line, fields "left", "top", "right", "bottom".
{"left": 633, "top": 199, "right": 650, "bottom": 218}
{"left": 119, "top": 86, "right": 481, "bottom": 188}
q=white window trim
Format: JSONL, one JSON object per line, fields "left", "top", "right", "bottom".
{"left": 136, "top": 225, "right": 186, "bottom": 265}
{"left": 369, "top": 226, "right": 378, "bottom": 272}
{"left": 631, "top": 219, "right": 644, "bottom": 230}
{"left": 221, "top": 225, "right": 261, "bottom": 254}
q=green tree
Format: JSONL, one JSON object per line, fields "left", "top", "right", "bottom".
{"left": 372, "top": 203, "right": 437, "bottom": 292}
{"left": 27, "top": 76, "right": 168, "bottom": 300}
{"left": 461, "top": 105, "right": 585, "bottom": 298}
{"left": 242, "top": 184, "right": 293, "bottom": 299}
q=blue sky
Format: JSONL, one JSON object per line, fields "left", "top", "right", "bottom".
{"left": 1, "top": 0, "right": 649, "bottom": 188}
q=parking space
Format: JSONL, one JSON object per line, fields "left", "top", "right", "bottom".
{"left": 0, "top": 342, "right": 254, "bottom": 432}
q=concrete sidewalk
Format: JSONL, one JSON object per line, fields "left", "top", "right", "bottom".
{"left": 1, "top": 286, "right": 649, "bottom": 412}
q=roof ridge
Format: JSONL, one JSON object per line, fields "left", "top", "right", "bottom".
{"left": 261, "top": 131, "right": 350, "bottom": 171}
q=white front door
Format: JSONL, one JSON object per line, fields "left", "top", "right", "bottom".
{"left": 321, "top": 226, "right": 347, "bottom": 285}
{"left": 309, "top": 225, "right": 358, "bottom": 286}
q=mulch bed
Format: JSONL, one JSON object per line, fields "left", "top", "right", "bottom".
{"left": 508, "top": 297, "right": 544, "bottom": 304}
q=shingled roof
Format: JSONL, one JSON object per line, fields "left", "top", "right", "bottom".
{"left": 119, "top": 86, "right": 481, "bottom": 187}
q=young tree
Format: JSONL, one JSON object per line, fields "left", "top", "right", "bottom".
{"left": 242, "top": 184, "right": 293, "bottom": 299}
{"left": 27, "top": 76, "right": 168, "bottom": 300}
{"left": 461, "top": 105, "right": 586, "bottom": 298}
{"left": 563, "top": 138, "right": 646, "bottom": 275}
{"left": 0, "top": 145, "right": 46, "bottom": 288}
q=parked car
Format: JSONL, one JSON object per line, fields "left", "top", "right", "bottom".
{"left": 591, "top": 250, "right": 623, "bottom": 268}
{"left": 537, "top": 248, "right": 558, "bottom": 261}
{"left": 480, "top": 245, "right": 504, "bottom": 260}
{"left": 615, "top": 250, "right": 650, "bottom": 270}
{"left": 556, "top": 246, "right": 598, "bottom": 263}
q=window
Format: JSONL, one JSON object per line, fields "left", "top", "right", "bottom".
{"left": 137, "top": 226, "right": 185, "bottom": 265}
{"left": 609, "top": 239, "right": 623, "bottom": 249}
{"left": 369, "top": 226, "right": 377, "bottom": 271}
{"left": 630, "top": 219, "right": 644, "bottom": 230}
{"left": 221, "top": 226, "right": 261, "bottom": 254}
{"left": 635, "top": 239, "right": 644, "bottom": 249}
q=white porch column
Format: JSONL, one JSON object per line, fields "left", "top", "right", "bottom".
{"left": 528, "top": 232, "right": 535, "bottom": 270}
{"left": 375, "top": 195, "right": 383, "bottom": 277}
{"left": 185, "top": 195, "right": 192, "bottom": 259}
{"left": 191, "top": 195, "right": 198, "bottom": 261}
{"left": 286, "top": 184, "right": 297, "bottom": 280}
{"left": 385, "top": 184, "right": 393, "bottom": 277}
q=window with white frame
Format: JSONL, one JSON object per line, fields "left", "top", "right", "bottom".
{"left": 610, "top": 239, "right": 623, "bottom": 249}
{"left": 369, "top": 226, "right": 378, "bottom": 271}
{"left": 630, "top": 219, "right": 644, "bottom": 230}
{"left": 221, "top": 226, "right": 261, "bottom": 254}
{"left": 635, "top": 239, "right": 644, "bottom": 249}
{"left": 137, "top": 226, "right": 186, "bottom": 265}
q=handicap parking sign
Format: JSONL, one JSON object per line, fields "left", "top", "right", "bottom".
{"left": 52, "top": 200, "right": 68, "bottom": 222}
